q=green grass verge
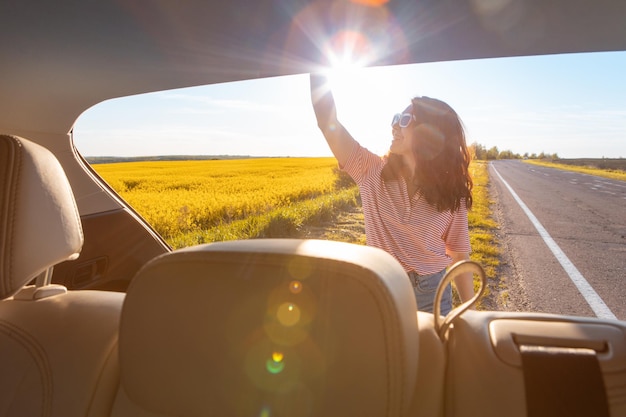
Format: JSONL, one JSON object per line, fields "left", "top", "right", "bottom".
{"left": 455, "top": 161, "right": 499, "bottom": 309}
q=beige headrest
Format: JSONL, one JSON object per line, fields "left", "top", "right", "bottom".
{"left": 0, "top": 135, "right": 83, "bottom": 298}
{"left": 120, "top": 239, "right": 419, "bottom": 417}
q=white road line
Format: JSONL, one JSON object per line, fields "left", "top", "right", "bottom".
{"left": 492, "top": 164, "right": 617, "bottom": 320}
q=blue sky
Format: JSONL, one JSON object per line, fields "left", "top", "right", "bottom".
{"left": 74, "top": 51, "right": 626, "bottom": 159}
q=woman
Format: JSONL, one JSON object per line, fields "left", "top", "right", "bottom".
{"left": 310, "top": 74, "right": 474, "bottom": 315}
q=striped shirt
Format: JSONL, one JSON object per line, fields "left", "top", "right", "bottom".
{"left": 342, "top": 143, "right": 471, "bottom": 275}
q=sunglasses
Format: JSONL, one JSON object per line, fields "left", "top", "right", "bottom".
{"left": 391, "top": 112, "right": 416, "bottom": 128}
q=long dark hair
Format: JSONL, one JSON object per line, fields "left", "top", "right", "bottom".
{"left": 382, "top": 96, "right": 473, "bottom": 212}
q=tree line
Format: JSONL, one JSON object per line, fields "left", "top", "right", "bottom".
{"left": 469, "top": 142, "right": 559, "bottom": 161}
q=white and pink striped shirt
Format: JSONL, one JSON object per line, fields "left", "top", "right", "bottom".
{"left": 343, "top": 143, "right": 471, "bottom": 275}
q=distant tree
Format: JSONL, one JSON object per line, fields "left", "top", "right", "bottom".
{"left": 469, "top": 142, "right": 487, "bottom": 160}
{"left": 468, "top": 143, "right": 525, "bottom": 161}
{"left": 486, "top": 146, "right": 499, "bottom": 160}
{"left": 468, "top": 142, "right": 477, "bottom": 160}
{"left": 498, "top": 149, "right": 517, "bottom": 160}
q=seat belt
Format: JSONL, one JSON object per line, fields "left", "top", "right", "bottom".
{"left": 519, "top": 345, "right": 610, "bottom": 417}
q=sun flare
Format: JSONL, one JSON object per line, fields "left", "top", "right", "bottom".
{"left": 324, "top": 30, "right": 372, "bottom": 71}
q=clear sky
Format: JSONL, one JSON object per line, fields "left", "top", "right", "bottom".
{"left": 74, "top": 50, "right": 626, "bottom": 159}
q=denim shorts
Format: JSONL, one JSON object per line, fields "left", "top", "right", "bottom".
{"left": 407, "top": 269, "right": 451, "bottom": 315}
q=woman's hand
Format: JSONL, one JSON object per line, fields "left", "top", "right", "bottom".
{"left": 448, "top": 251, "right": 475, "bottom": 303}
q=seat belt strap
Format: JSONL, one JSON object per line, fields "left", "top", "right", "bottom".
{"left": 519, "top": 345, "right": 610, "bottom": 417}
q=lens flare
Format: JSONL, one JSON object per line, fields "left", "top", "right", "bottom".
{"left": 266, "top": 353, "right": 286, "bottom": 374}
{"left": 289, "top": 280, "right": 302, "bottom": 294}
{"left": 287, "top": 257, "right": 312, "bottom": 280}
{"left": 277, "top": 302, "right": 301, "bottom": 327}
{"left": 349, "top": 0, "right": 390, "bottom": 6}
{"left": 325, "top": 30, "right": 372, "bottom": 71}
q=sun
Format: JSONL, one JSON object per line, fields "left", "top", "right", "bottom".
{"left": 314, "top": 27, "right": 400, "bottom": 153}
{"left": 319, "top": 29, "right": 375, "bottom": 109}
{"left": 324, "top": 30, "right": 372, "bottom": 72}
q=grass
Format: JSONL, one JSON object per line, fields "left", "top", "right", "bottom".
{"left": 524, "top": 159, "right": 626, "bottom": 181}
{"left": 93, "top": 157, "right": 348, "bottom": 243}
{"left": 169, "top": 186, "right": 360, "bottom": 248}
{"left": 458, "top": 161, "right": 499, "bottom": 309}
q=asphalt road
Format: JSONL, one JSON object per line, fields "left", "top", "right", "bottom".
{"left": 488, "top": 160, "right": 626, "bottom": 321}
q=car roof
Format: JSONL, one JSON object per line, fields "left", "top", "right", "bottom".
{"left": 2, "top": 0, "right": 626, "bottom": 137}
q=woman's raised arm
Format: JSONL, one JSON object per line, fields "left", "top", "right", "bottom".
{"left": 309, "top": 73, "right": 357, "bottom": 167}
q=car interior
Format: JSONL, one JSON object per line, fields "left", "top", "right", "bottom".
{"left": 1, "top": 1, "right": 625, "bottom": 416}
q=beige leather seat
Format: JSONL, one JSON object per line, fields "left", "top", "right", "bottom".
{"left": 0, "top": 134, "right": 124, "bottom": 417}
{"left": 111, "top": 239, "right": 434, "bottom": 417}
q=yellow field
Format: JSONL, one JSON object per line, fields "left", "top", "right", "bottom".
{"left": 93, "top": 157, "right": 353, "bottom": 244}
